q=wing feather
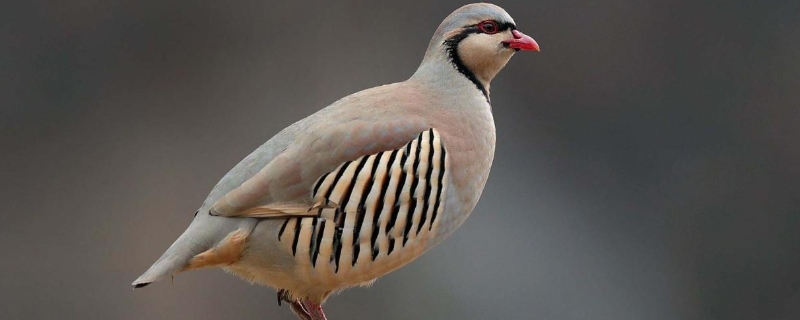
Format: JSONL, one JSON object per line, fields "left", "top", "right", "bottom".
{"left": 210, "top": 119, "right": 430, "bottom": 218}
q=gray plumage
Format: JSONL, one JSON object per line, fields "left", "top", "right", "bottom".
{"left": 133, "top": 3, "right": 538, "bottom": 319}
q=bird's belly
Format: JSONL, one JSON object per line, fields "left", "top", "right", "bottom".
{"left": 286, "top": 213, "right": 437, "bottom": 289}
{"left": 230, "top": 202, "right": 446, "bottom": 301}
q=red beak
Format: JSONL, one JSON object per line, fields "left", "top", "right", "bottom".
{"left": 503, "top": 29, "right": 540, "bottom": 52}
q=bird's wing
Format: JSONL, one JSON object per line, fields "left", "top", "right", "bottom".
{"left": 275, "top": 128, "right": 449, "bottom": 271}
{"left": 209, "top": 114, "right": 433, "bottom": 218}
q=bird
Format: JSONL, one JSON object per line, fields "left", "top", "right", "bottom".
{"left": 133, "top": 3, "right": 538, "bottom": 319}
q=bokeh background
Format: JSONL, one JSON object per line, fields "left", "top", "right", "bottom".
{"left": 2, "top": 0, "right": 799, "bottom": 319}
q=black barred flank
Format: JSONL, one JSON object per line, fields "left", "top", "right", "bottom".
{"left": 403, "top": 200, "right": 416, "bottom": 246}
{"left": 312, "top": 220, "right": 326, "bottom": 267}
{"left": 355, "top": 154, "right": 381, "bottom": 255}
{"left": 431, "top": 146, "right": 446, "bottom": 230}
{"left": 334, "top": 208, "right": 342, "bottom": 225}
{"left": 291, "top": 218, "right": 301, "bottom": 256}
{"left": 334, "top": 211, "right": 350, "bottom": 272}
{"left": 308, "top": 217, "right": 318, "bottom": 261}
{"left": 352, "top": 244, "right": 360, "bottom": 266}
{"left": 388, "top": 149, "right": 406, "bottom": 234}
{"left": 354, "top": 207, "right": 367, "bottom": 250}
{"left": 419, "top": 129, "right": 435, "bottom": 234}
{"left": 312, "top": 172, "right": 330, "bottom": 197}
{"left": 278, "top": 218, "right": 290, "bottom": 241}
{"left": 278, "top": 128, "right": 448, "bottom": 272}
{"left": 325, "top": 161, "right": 353, "bottom": 199}
{"left": 386, "top": 168, "right": 405, "bottom": 234}
{"left": 333, "top": 227, "right": 343, "bottom": 271}
{"left": 338, "top": 156, "right": 369, "bottom": 211}
{"left": 386, "top": 203, "right": 400, "bottom": 235}
{"left": 400, "top": 146, "right": 409, "bottom": 167}
{"left": 371, "top": 150, "right": 397, "bottom": 260}
{"left": 403, "top": 134, "right": 423, "bottom": 246}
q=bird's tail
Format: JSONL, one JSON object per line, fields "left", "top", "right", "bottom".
{"left": 132, "top": 212, "right": 254, "bottom": 288}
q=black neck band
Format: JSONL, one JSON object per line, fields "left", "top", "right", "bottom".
{"left": 443, "top": 29, "right": 488, "bottom": 101}
{"left": 442, "top": 22, "right": 515, "bottom": 103}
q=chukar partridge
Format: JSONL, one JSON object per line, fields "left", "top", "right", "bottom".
{"left": 133, "top": 3, "right": 538, "bottom": 319}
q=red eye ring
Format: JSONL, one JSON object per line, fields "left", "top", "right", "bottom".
{"left": 477, "top": 20, "right": 499, "bottom": 34}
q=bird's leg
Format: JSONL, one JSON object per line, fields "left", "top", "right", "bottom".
{"left": 289, "top": 300, "right": 328, "bottom": 320}
{"left": 278, "top": 290, "right": 328, "bottom": 320}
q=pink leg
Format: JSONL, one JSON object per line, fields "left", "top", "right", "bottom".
{"left": 278, "top": 290, "right": 328, "bottom": 320}
{"left": 288, "top": 300, "right": 327, "bottom": 320}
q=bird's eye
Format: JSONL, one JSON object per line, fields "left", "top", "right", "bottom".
{"left": 477, "top": 20, "right": 499, "bottom": 34}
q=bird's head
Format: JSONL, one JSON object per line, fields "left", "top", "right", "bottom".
{"left": 414, "top": 3, "right": 539, "bottom": 98}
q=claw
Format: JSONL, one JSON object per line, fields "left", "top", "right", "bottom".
{"left": 277, "top": 289, "right": 292, "bottom": 306}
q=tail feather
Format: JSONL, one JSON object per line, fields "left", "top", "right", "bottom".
{"left": 132, "top": 212, "right": 254, "bottom": 288}
{"left": 132, "top": 225, "right": 210, "bottom": 288}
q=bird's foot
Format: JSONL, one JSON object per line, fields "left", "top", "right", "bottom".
{"left": 288, "top": 300, "right": 327, "bottom": 320}
{"left": 277, "top": 289, "right": 292, "bottom": 306}
{"left": 277, "top": 290, "right": 328, "bottom": 320}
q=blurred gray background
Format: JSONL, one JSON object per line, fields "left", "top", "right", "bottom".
{"left": 1, "top": 0, "right": 799, "bottom": 319}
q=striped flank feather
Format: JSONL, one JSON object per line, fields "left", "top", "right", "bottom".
{"left": 277, "top": 128, "right": 448, "bottom": 276}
